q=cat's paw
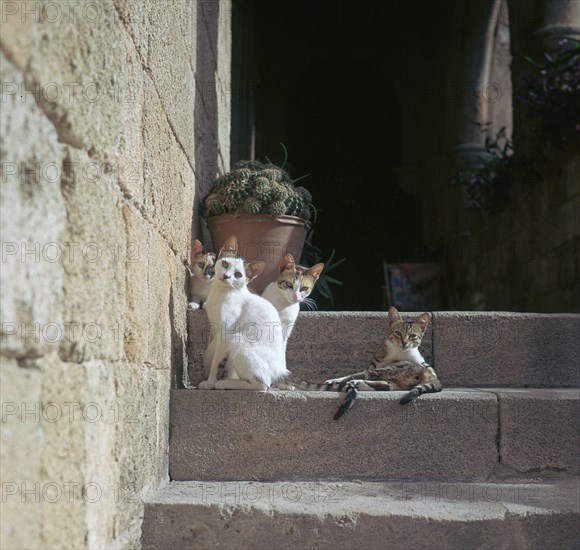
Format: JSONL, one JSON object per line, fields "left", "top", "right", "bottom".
{"left": 214, "top": 380, "right": 229, "bottom": 390}
{"left": 325, "top": 377, "right": 344, "bottom": 385}
{"left": 188, "top": 302, "right": 201, "bottom": 310}
{"left": 198, "top": 380, "right": 215, "bottom": 390}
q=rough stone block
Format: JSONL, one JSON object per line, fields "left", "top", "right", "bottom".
{"left": 122, "top": 204, "right": 151, "bottom": 363}
{"left": 38, "top": 354, "right": 88, "bottom": 549}
{"left": 0, "top": 0, "right": 38, "bottom": 70}
{"left": 107, "top": 364, "right": 171, "bottom": 548}
{"left": 169, "top": 389, "right": 498, "bottom": 481}
{"left": 491, "top": 388, "right": 580, "bottom": 474}
{"left": 58, "top": 146, "right": 126, "bottom": 364}
{"left": 143, "top": 76, "right": 195, "bottom": 258}
{"left": 0, "top": 355, "right": 171, "bottom": 550}
{"left": 147, "top": 230, "right": 175, "bottom": 369}
{"left": 169, "top": 251, "right": 190, "bottom": 388}
{"left": 0, "top": 52, "right": 66, "bottom": 360}
{"left": 24, "top": 1, "right": 140, "bottom": 163}
{"left": 115, "top": 0, "right": 196, "bottom": 165}
{"left": 0, "top": 357, "right": 43, "bottom": 550}
{"left": 142, "top": 478, "right": 580, "bottom": 550}
{"left": 147, "top": 0, "right": 196, "bottom": 164}
{"left": 432, "top": 312, "right": 580, "bottom": 386}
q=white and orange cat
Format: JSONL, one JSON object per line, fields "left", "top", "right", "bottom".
{"left": 261, "top": 254, "right": 324, "bottom": 349}
{"left": 199, "top": 235, "right": 289, "bottom": 391}
{"left": 186, "top": 239, "right": 216, "bottom": 309}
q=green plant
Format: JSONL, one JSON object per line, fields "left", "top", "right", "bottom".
{"left": 299, "top": 243, "right": 346, "bottom": 309}
{"left": 201, "top": 156, "right": 316, "bottom": 221}
{"left": 519, "top": 38, "right": 580, "bottom": 151}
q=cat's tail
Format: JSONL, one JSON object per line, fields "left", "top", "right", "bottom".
{"left": 333, "top": 381, "right": 359, "bottom": 420}
{"left": 399, "top": 379, "right": 443, "bottom": 404}
{"left": 276, "top": 374, "right": 347, "bottom": 392}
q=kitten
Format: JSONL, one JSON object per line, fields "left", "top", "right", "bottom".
{"left": 199, "top": 235, "right": 289, "bottom": 391}
{"left": 185, "top": 239, "right": 216, "bottom": 309}
{"left": 323, "top": 306, "right": 442, "bottom": 418}
{"left": 261, "top": 254, "right": 324, "bottom": 348}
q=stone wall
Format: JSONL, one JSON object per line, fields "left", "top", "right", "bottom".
{"left": 0, "top": 1, "right": 231, "bottom": 548}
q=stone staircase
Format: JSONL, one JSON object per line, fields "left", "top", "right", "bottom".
{"left": 141, "top": 312, "right": 580, "bottom": 549}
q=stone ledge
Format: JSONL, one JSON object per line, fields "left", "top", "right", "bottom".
{"left": 432, "top": 312, "right": 580, "bottom": 386}
{"left": 480, "top": 388, "right": 580, "bottom": 475}
{"left": 187, "top": 311, "right": 580, "bottom": 387}
{"left": 142, "top": 478, "right": 580, "bottom": 550}
{"left": 169, "top": 389, "right": 498, "bottom": 482}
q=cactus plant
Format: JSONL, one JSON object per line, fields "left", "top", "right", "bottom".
{"left": 201, "top": 159, "right": 315, "bottom": 220}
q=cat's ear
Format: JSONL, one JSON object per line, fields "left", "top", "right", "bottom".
{"left": 279, "top": 254, "right": 295, "bottom": 272}
{"left": 193, "top": 239, "right": 204, "bottom": 256}
{"left": 306, "top": 263, "right": 324, "bottom": 283}
{"left": 219, "top": 235, "right": 238, "bottom": 258}
{"left": 416, "top": 312, "right": 431, "bottom": 332}
{"left": 388, "top": 306, "right": 401, "bottom": 325}
{"left": 245, "top": 261, "right": 266, "bottom": 282}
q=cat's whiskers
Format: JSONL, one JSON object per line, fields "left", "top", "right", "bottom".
{"left": 300, "top": 297, "right": 318, "bottom": 311}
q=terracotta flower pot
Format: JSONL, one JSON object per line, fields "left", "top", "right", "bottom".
{"left": 208, "top": 213, "right": 312, "bottom": 294}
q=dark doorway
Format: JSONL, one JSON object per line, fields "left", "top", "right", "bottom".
{"left": 237, "top": 1, "right": 440, "bottom": 310}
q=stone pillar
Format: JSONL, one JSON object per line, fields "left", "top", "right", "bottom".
{"left": 443, "top": 0, "right": 503, "bottom": 243}
{"left": 451, "top": 0, "right": 501, "bottom": 171}
{"left": 534, "top": 0, "right": 580, "bottom": 50}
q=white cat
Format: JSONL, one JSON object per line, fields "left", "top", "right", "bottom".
{"left": 186, "top": 239, "right": 216, "bottom": 310}
{"left": 199, "top": 235, "right": 289, "bottom": 391}
{"left": 261, "top": 254, "right": 324, "bottom": 349}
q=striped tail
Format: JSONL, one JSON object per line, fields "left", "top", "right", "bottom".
{"left": 399, "top": 379, "right": 443, "bottom": 404}
{"left": 333, "top": 381, "right": 359, "bottom": 420}
{"left": 275, "top": 375, "right": 325, "bottom": 391}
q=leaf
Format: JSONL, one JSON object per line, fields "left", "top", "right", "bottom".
{"left": 292, "top": 173, "right": 312, "bottom": 184}
{"left": 525, "top": 55, "right": 543, "bottom": 68}
{"left": 279, "top": 143, "right": 288, "bottom": 169}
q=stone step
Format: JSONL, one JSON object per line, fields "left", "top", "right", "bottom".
{"left": 141, "top": 477, "right": 580, "bottom": 549}
{"left": 168, "top": 388, "right": 579, "bottom": 482}
{"left": 186, "top": 310, "right": 580, "bottom": 388}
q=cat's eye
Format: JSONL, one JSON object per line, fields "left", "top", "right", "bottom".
{"left": 410, "top": 333, "right": 418, "bottom": 339}
{"left": 286, "top": 282, "right": 293, "bottom": 288}
{"left": 300, "top": 286, "right": 308, "bottom": 292}
{"left": 198, "top": 262, "right": 205, "bottom": 268}
{"left": 394, "top": 331, "right": 402, "bottom": 337}
{"left": 222, "top": 260, "right": 229, "bottom": 268}
{"left": 234, "top": 271, "right": 242, "bottom": 278}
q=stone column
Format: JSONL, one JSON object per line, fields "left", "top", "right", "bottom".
{"left": 534, "top": 0, "right": 580, "bottom": 50}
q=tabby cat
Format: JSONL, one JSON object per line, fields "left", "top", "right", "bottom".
{"left": 185, "top": 239, "right": 216, "bottom": 309}
{"left": 324, "top": 307, "right": 442, "bottom": 418}
{"left": 283, "top": 359, "right": 440, "bottom": 419}
{"left": 280, "top": 307, "right": 442, "bottom": 419}
{"left": 261, "top": 254, "right": 324, "bottom": 348}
